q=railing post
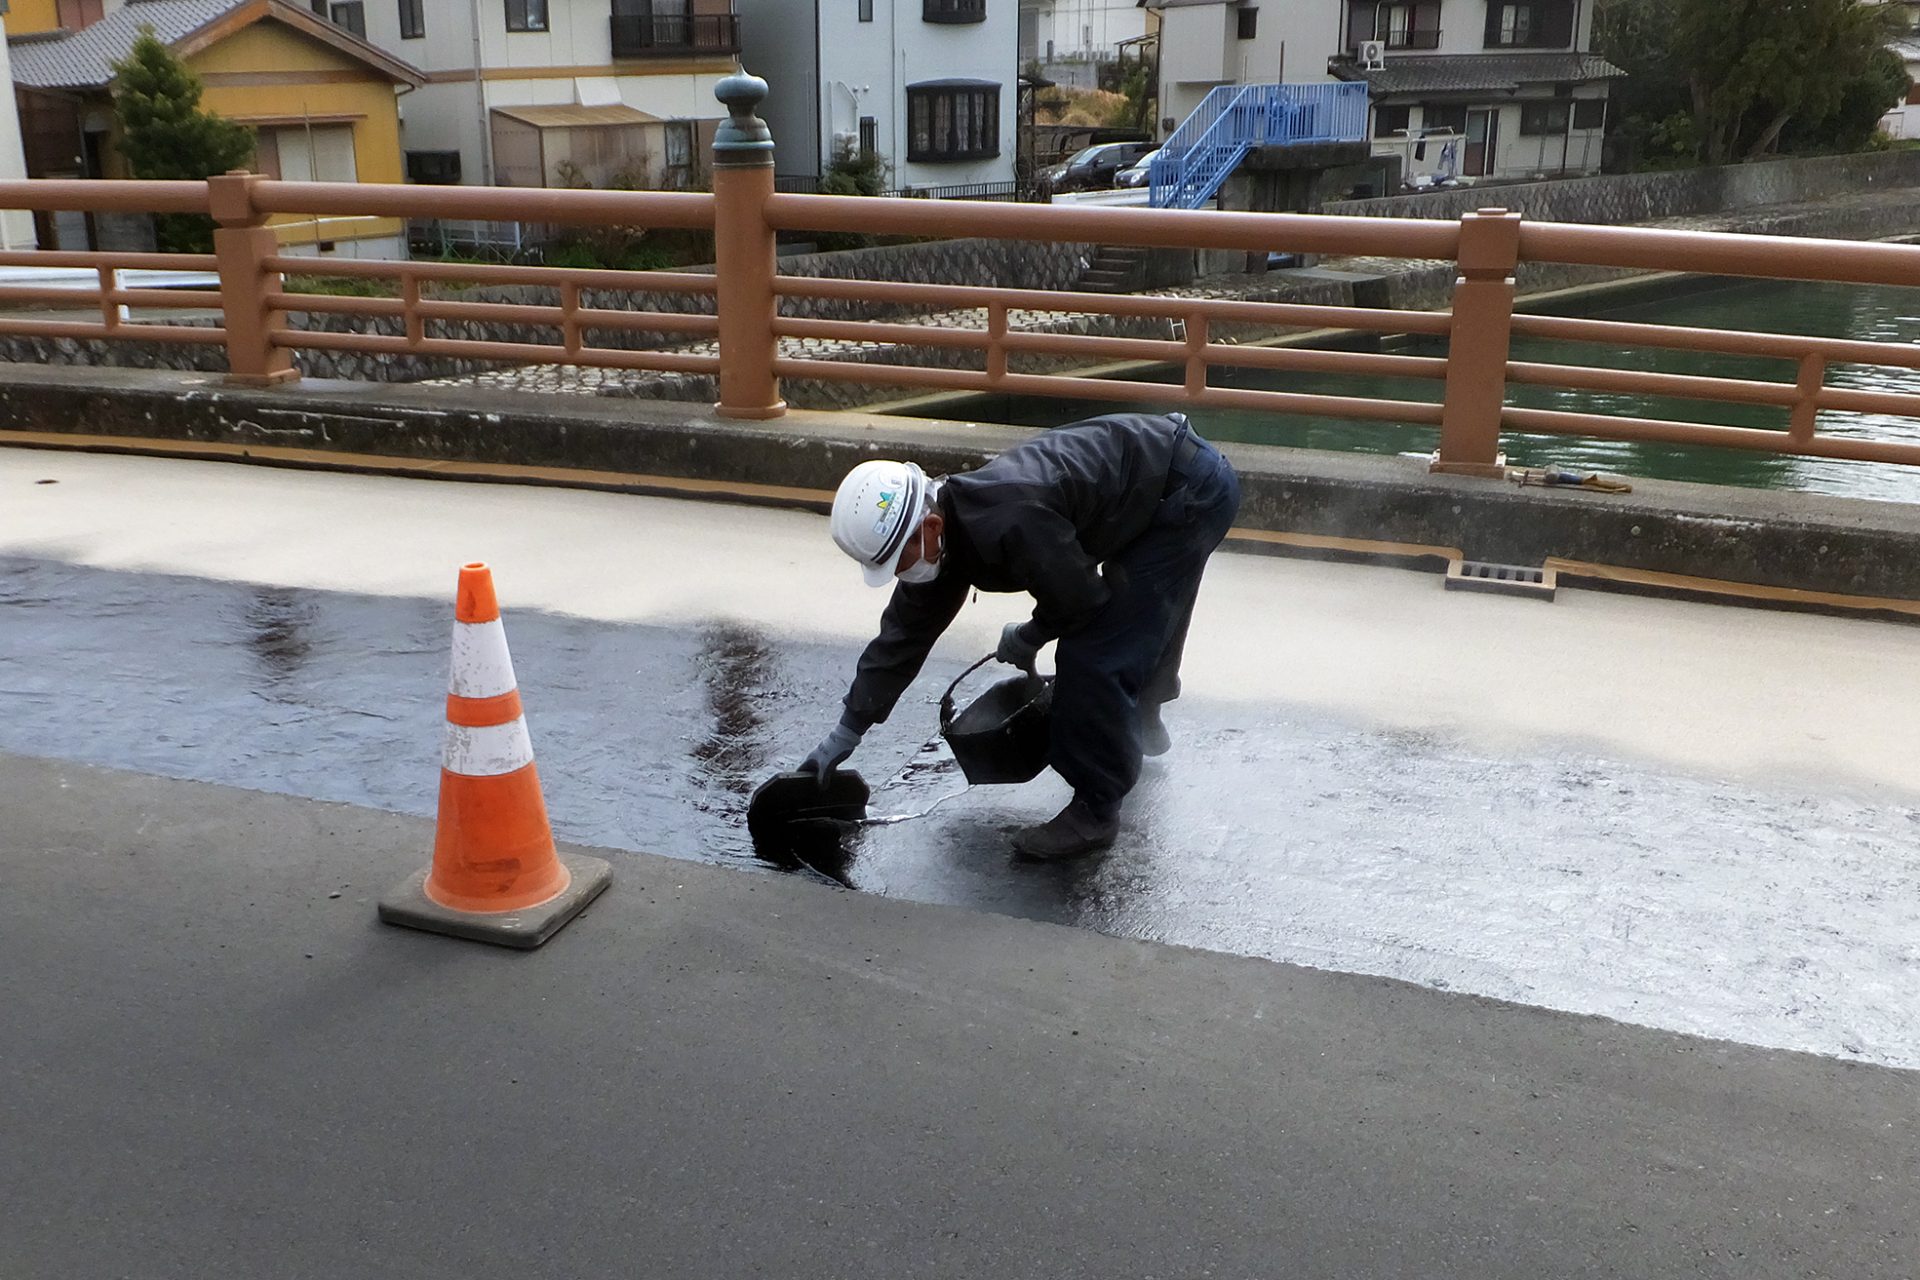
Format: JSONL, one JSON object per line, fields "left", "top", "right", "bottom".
{"left": 1433, "top": 207, "right": 1521, "bottom": 477}
{"left": 207, "top": 170, "right": 297, "bottom": 387}
{"left": 710, "top": 71, "right": 785, "bottom": 420}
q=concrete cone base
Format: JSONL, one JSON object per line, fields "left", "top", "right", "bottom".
{"left": 378, "top": 852, "right": 613, "bottom": 950}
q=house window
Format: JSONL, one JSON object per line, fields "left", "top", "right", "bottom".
{"left": 665, "top": 121, "right": 694, "bottom": 169}
{"left": 257, "top": 124, "right": 359, "bottom": 183}
{"left": 859, "top": 115, "right": 878, "bottom": 153}
{"left": 1519, "top": 101, "right": 1570, "bottom": 135}
{"left": 1486, "top": 0, "right": 1573, "bottom": 48}
{"left": 906, "top": 81, "right": 1000, "bottom": 162}
{"left": 923, "top": 0, "right": 986, "bottom": 24}
{"left": 1497, "top": 3, "right": 1531, "bottom": 44}
{"left": 859, "top": 0, "right": 873, "bottom": 19}
{"left": 1237, "top": 6, "right": 1257, "bottom": 39}
{"left": 406, "top": 150, "right": 462, "bottom": 183}
{"left": 506, "top": 0, "right": 549, "bottom": 32}
{"left": 1374, "top": 104, "right": 1411, "bottom": 138}
{"left": 1422, "top": 104, "right": 1467, "bottom": 134}
{"left": 1571, "top": 98, "right": 1606, "bottom": 130}
{"left": 398, "top": 0, "right": 425, "bottom": 38}
{"left": 329, "top": 1, "right": 366, "bottom": 37}
{"left": 55, "top": 0, "right": 104, "bottom": 29}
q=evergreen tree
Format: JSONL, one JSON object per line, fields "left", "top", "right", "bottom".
{"left": 1596, "top": 0, "right": 1904, "bottom": 167}
{"left": 111, "top": 29, "right": 255, "bottom": 251}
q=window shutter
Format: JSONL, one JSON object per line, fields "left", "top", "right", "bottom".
{"left": 1484, "top": 2, "right": 1504, "bottom": 45}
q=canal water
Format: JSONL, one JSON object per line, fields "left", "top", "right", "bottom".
{"left": 905, "top": 277, "right": 1920, "bottom": 504}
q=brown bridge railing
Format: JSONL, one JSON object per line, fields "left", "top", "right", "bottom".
{"left": 0, "top": 75, "right": 1919, "bottom": 480}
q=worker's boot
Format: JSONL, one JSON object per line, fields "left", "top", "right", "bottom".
{"left": 1012, "top": 797, "right": 1120, "bottom": 862}
{"left": 1140, "top": 701, "right": 1172, "bottom": 757}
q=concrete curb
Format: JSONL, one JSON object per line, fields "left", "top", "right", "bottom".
{"left": 5, "top": 365, "right": 1920, "bottom": 606}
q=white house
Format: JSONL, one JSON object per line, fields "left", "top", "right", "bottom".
{"left": 737, "top": 0, "right": 1018, "bottom": 192}
{"left": 348, "top": 0, "right": 741, "bottom": 188}
{"left": 0, "top": 9, "right": 36, "bottom": 249}
{"left": 1878, "top": 0, "right": 1920, "bottom": 138}
{"left": 1148, "top": 0, "right": 1336, "bottom": 131}
{"left": 1019, "top": 0, "right": 1151, "bottom": 65}
{"left": 1146, "top": 0, "right": 1619, "bottom": 181}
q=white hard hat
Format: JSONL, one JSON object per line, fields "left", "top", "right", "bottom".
{"left": 830, "top": 459, "right": 929, "bottom": 587}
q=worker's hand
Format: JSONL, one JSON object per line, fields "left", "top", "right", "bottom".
{"left": 997, "top": 621, "right": 1042, "bottom": 674}
{"left": 800, "top": 723, "right": 863, "bottom": 788}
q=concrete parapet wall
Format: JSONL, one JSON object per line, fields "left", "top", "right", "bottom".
{"left": 1324, "top": 150, "right": 1920, "bottom": 225}
{"left": 6, "top": 366, "right": 1920, "bottom": 606}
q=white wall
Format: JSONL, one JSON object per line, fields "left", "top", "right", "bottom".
{"left": 0, "top": 19, "right": 37, "bottom": 248}
{"left": 816, "top": 0, "right": 1018, "bottom": 188}
{"left": 737, "top": 0, "right": 822, "bottom": 179}
{"left": 1155, "top": 1, "right": 1334, "bottom": 134}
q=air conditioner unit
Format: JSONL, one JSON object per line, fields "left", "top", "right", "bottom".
{"left": 1360, "top": 39, "right": 1387, "bottom": 70}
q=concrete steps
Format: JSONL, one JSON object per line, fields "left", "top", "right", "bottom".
{"left": 1076, "top": 244, "right": 1152, "bottom": 294}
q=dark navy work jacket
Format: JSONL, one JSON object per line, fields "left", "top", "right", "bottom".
{"left": 842, "top": 413, "right": 1184, "bottom": 729}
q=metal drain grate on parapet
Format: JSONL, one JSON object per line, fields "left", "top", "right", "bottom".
{"left": 1444, "top": 560, "right": 1558, "bottom": 601}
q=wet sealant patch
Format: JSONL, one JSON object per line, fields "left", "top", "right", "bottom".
{"left": 3, "top": 554, "right": 1918, "bottom": 1069}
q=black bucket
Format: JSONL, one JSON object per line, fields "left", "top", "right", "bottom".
{"left": 940, "top": 655, "right": 1053, "bottom": 786}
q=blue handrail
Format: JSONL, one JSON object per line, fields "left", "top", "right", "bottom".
{"left": 1148, "top": 82, "right": 1369, "bottom": 210}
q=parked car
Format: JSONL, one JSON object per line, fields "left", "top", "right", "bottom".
{"left": 1041, "top": 141, "right": 1157, "bottom": 194}
{"left": 1114, "top": 149, "right": 1160, "bottom": 189}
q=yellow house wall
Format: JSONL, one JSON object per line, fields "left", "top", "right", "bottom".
{"left": 9, "top": 0, "right": 64, "bottom": 36}
{"left": 187, "top": 23, "right": 408, "bottom": 246}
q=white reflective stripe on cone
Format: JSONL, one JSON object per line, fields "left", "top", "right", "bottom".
{"left": 448, "top": 619, "right": 517, "bottom": 699}
{"left": 443, "top": 716, "right": 536, "bottom": 777}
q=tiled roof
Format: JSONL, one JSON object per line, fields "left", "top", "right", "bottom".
{"left": 10, "top": 0, "right": 245, "bottom": 89}
{"left": 1333, "top": 52, "right": 1626, "bottom": 96}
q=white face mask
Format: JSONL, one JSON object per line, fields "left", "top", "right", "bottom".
{"left": 895, "top": 530, "right": 942, "bottom": 584}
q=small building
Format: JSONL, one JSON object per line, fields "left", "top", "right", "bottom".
{"left": 1145, "top": 0, "right": 1619, "bottom": 184}
{"left": 1020, "top": 0, "right": 1153, "bottom": 92}
{"left": 9, "top": 0, "right": 424, "bottom": 255}
{"left": 736, "top": 0, "right": 1018, "bottom": 194}
{"left": 345, "top": 0, "right": 740, "bottom": 192}
{"left": 1890, "top": 38, "right": 1920, "bottom": 139}
{"left": 1879, "top": 0, "right": 1920, "bottom": 139}
{"left": 1330, "top": 0, "right": 1619, "bottom": 181}
{"left": 1147, "top": 0, "right": 1338, "bottom": 134}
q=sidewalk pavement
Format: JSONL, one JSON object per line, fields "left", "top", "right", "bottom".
{"left": 3, "top": 752, "right": 1914, "bottom": 1280}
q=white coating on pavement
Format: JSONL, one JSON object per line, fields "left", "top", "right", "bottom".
{"left": 6, "top": 450, "right": 1914, "bottom": 802}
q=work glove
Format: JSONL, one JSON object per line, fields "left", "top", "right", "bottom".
{"left": 800, "top": 722, "right": 863, "bottom": 787}
{"left": 997, "top": 620, "right": 1042, "bottom": 674}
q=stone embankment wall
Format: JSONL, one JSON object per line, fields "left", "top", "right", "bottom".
{"left": 1323, "top": 149, "right": 1920, "bottom": 224}
{"left": 0, "top": 235, "right": 1094, "bottom": 384}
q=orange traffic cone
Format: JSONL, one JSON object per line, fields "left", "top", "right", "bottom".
{"left": 379, "top": 562, "right": 611, "bottom": 948}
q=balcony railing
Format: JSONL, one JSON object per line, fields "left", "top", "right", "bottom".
{"left": 610, "top": 12, "right": 741, "bottom": 57}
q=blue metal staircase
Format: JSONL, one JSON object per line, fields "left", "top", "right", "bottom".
{"left": 1148, "top": 82, "right": 1369, "bottom": 210}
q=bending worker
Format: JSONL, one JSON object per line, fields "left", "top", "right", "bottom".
{"left": 800, "top": 412, "right": 1241, "bottom": 861}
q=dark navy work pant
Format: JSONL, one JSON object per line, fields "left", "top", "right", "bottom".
{"left": 1049, "top": 426, "right": 1241, "bottom": 814}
